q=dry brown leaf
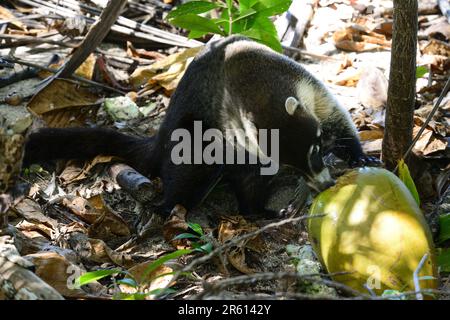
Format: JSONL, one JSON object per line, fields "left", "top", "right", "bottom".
{"left": 25, "top": 251, "right": 95, "bottom": 298}
{"left": 163, "top": 204, "right": 191, "bottom": 249}
{"left": 424, "top": 20, "right": 450, "bottom": 41}
{"left": 74, "top": 54, "right": 96, "bottom": 80}
{"left": 333, "top": 26, "right": 390, "bottom": 52}
{"left": 120, "top": 261, "right": 174, "bottom": 299}
{"left": 38, "top": 54, "right": 95, "bottom": 80}
{"left": 361, "top": 138, "right": 382, "bottom": 154}
{"left": 421, "top": 39, "right": 450, "bottom": 57}
{"left": 130, "top": 46, "right": 203, "bottom": 92}
{"left": 61, "top": 195, "right": 130, "bottom": 239}
{"left": 335, "top": 40, "right": 383, "bottom": 52}
{"left": 217, "top": 216, "right": 265, "bottom": 274}
{"left": 126, "top": 41, "right": 167, "bottom": 60}
{"left": 411, "top": 124, "right": 447, "bottom": 156}
{"left": 373, "top": 21, "right": 393, "bottom": 37}
{"left": 413, "top": 126, "right": 433, "bottom": 154}
{"left": 15, "top": 220, "right": 53, "bottom": 239}
{"left": 87, "top": 238, "right": 134, "bottom": 267}
{"left": 27, "top": 79, "right": 99, "bottom": 127}
{"left": 419, "top": 54, "right": 450, "bottom": 75}
{"left": 356, "top": 66, "right": 388, "bottom": 110}
{"left": 14, "top": 198, "right": 59, "bottom": 229}
{"left": 359, "top": 129, "right": 384, "bottom": 141}
{"left": 59, "top": 155, "right": 116, "bottom": 185}
{"left": 331, "top": 67, "right": 361, "bottom": 86}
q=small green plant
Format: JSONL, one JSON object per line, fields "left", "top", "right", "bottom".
{"left": 75, "top": 223, "right": 212, "bottom": 299}
{"left": 173, "top": 222, "right": 214, "bottom": 253}
{"left": 397, "top": 159, "right": 420, "bottom": 205}
{"left": 416, "top": 65, "right": 428, "bottom": 79}
{"left": 167, "top": 0, "right": 293, "bottom": 52}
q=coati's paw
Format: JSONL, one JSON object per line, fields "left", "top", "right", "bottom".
{"left": 350, "top": 155, "right": 382, "bottom": 168}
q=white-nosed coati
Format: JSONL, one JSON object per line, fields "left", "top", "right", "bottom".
{"left": 24, "top": 36, "right": 379, "bottom": 217}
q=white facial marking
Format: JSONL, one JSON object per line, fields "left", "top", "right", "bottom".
{"left": 316, "top": 127, "right": 321, "bottom": 138}
{"left": 314, "top": 167, "right": 332, "bottom": 184}
{"left": 285, "top": 96, "right": 299, "bottom": 116}
{"left": 308, "top": 144, "right": 314, "bottom": 157}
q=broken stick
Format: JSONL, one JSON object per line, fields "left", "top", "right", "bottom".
{"left": 109, "top": 163, "right": 156, "bottom": 203}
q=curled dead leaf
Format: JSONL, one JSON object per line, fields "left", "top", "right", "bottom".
{"left": 120, "top": 261, "right": 174, "bottom": 299}
{"left": 130, "top": 46, "right": 203, "bottom": 93}
{"left": 61, "top": 195, "right": 130, "bottom": 240}
{"left": 217, "top": 216, "right": 265, "bottom": 274}
{"left": 25, "top": 251, "right": 102, "bottom": 298}
{"left": 163, "top": 204, "right": 191, "bottom": 249}
{"left": 27, "top": 79, "right": 100, "bottom": 127}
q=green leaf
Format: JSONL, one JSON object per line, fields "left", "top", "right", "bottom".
{"left": 239, "top": 0, "right": 260, "bottom": 12}
{"left": 416, "top": 65, "right": 428, "bottom": 79}
{"left": 233, "top": 8, "right": 257, "bottom": 23}
{"left": 254, "top": 0, "right": 292, "bottom": 17}
{"left": 166, "top": 1, "right": 221, "bottom": 20}
{"left": 397, "top": 159, "right": 420, "bottom": 206}
{"left": 187, "top": 222, "right": 204, "bottom": 236}
{"left": 438, "top": 214, "right": 450, "bottom": 243}
{"left": 148, "top": 287, "right": 177, "bottom": 297}
{"left": 188, "top": 29, "right": 209, "bottom": 39}
{"left": 116, "top": 278, "right": 138, "bottom": 288}
{"left": 437, "top": 248, "right": 450, "bottom": 272}
{"left": 142, "top": 249, "right": 192, "bottom": 280}
{"left": 226, "top": 0, "right": 233, "bottom": 11}
{"left": 170, "top": 14, "right": 225, "bottom": 35}
{"left": 77, "top": 269, "right": 122, "bottom": 287}
{"left": 194, "top": 242, "right": 214, "bottom": 253}
{"left": 172, "top": 233, "right": 201, "bottom": 240}
{"left": 239, "top": 16, "right": 282, "bottom": 52}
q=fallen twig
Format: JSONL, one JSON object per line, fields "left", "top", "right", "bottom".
{"left": 55, "top": 0, "right": 127, "bottom": 79}
{"left": 109, "top": 163, "right": 156, "bottom": 203}
{"left": 2, "top": 56, "right": 126, "bottom": 95}
{"left": 196, "top": 271, "right": 365, "bottom": 299}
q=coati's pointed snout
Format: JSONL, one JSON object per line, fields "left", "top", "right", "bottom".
{"left": 307, "top": 167, "right": 335, "bottom": 192}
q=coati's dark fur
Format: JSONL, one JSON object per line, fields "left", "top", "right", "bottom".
{"left": 24, "top": 36, "right": 377, "bottom": 217}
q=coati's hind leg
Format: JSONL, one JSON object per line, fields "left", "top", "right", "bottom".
{"left": 160, "top": 160, "right": 225, "bottom": 215}
{"left": 226, "top": 165, "right": 278, "bottom": 218}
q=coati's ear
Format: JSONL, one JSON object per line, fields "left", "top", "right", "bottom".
{"left": 285, "top": 96, "right": 300, "bottom": 116}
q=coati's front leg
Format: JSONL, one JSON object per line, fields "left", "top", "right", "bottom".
{"left": 226, "top": 165, "right": 279, "bottom": 218}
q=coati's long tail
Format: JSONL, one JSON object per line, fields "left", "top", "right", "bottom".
{"left": 23, "top": 128, "right": 155, "bottom": 175}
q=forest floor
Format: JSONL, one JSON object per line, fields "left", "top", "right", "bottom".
{"left": 0, "top": 0, "right": 449, "bottom": 300}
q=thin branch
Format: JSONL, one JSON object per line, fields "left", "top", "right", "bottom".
{"left": 395, "top": 76, "right": 450, "bottom": 171}
{"left": 413, "top": 253, "right": 429, "bottom": 300}
{"left": 196, "top": 271, "right": 367, "bottom": 299}
{"left": 2, "top": 56, "right": 125, "bottom": 95}
{"left": 56, "top": 0, "right": 127, "bottom": 79}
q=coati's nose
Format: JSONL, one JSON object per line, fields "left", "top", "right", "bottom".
{"left": 319, "top": 178, "right": 336, "bottom": 191}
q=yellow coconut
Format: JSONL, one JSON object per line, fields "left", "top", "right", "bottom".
{"left": 308, "top": 167, "right": 438, "bottom": 296}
